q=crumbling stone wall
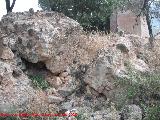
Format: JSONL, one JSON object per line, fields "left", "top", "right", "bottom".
{"left": 110, "top": 10, "right": 149, "bottom": 38}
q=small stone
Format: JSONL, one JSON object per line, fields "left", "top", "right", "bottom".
{"left": 48, "top": 104, "right": 59, "bottom": 113}
{"left": 55, "top": 77, "right": 63, "bottom": 86}
{"left": 64, "top": 76, "right": 72, "bottom": 81}
{"left": 58, "top": 109, "right": 68, "bottom": 114}
{"left": 0, "top": 47, "right": 14, "bottom": 60}
{"left": 86, "top": 85, "right": 92, "bottom": 94}
{"left": 60, "top": 72, "right": 69, "bottom": 78}
{"left": 84, "top": 94, "right": 93, "bottom": 101}
{"left": 121, "top": 105, "right": 142, "bottom": 120}
{"left": 12, "top": 68, "right": 22, "bottom": 77}
{"left": 48, "top": 95, "right": 65, "bottom": 104}
{"left": 131, "top": 59, "right": 149, "bottom": 73}
{"left": 58, "top": 90, "right": 71, "bottom": 97}
{"left": 46, "top": 88, "right": 57, "bottom": 95}
{"left": 60, "top": 76, "right": 65, "bottom": 82}
{"left": 28, "top": 29, "right": 34, "bottom": 36}
{"left": 90, "top": 87, "right": 99, "bottom": 96}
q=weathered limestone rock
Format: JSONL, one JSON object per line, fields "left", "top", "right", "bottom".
{"left": 48, "top": 95, "right": 65, "bottom": 104}
{"left": 0, "top": 11, "right": 90, "bottom": 74}
{"left": 0, "top": 10, "right": 154, "bottom": 117}
{"left": 84, "top": 46, "right": 126, "bottom": 94}
{"left": 0, "top": 61, "right": 13, "bottom": 79}
{"left": 45, "top": 70, "right": 78, "bottom": 98}
{"left": 116, "top": 37, "right": 132, "bottom": 53}
{"left": 121, "top": 105, "right": 142, "bottom": 120}
{"left": 73, "top": 106, "right": 120, "bottom": 120}
{"left": 83, "top": 34, "right": 150, "bottom": 97}
{"left": 141, "top": 40, "right": 160, "bottom": 72}
{"left": 1, "top": 10, "right": 150, "bottom": 92}
{"left": 93, "top": 109, "right": 120, "bottom": 120}
{"left": 0, "top": 47, "right": 14, "bottom": 60}
{"left": 57, "top": 78, "right": 79, "bottom": 97}
{"left": 0, "top": 60, "right": 36, "bottom": 112}
{"left": 13, "top": 52, "right": 26, "bottom": 70}
{"left": 130, "top": 58, "right": 149, "bottom": 73}
{"left": 0, "top": 59, "right": 54, "bottom": 113}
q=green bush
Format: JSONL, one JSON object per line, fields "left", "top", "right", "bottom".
{"left": 29, "top": 74, "right": 50, "bottom": 90}
{"left": 145, "top": 105, "right": 160, "bottom": 120}
{"left": 75, "top": 113, "right": 87, "bottom": 120}
{"left": 115, "top": 62, "right": 160, "bottom": 119}
{"left": 38, "top": 0, "right": 127, "bottom": 32}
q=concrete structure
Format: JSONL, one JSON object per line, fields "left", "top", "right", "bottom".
{"left": 110, "top": 10, "right": 149, "bottom": 38}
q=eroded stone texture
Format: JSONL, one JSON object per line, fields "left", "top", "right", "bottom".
{"left": 121, "top": 105, "right": 142, "bottom": 120}
{"left": 0, "top": 60, "right": 36, "bottom": 112}
{"left": 110, "top": 10, "right": 149, "bottom": 38}
{"left": 0, "top": 10, "right": 153, "bottom": 116}
{"left": 0, "top": 11, "right": 90, "bottom": 74}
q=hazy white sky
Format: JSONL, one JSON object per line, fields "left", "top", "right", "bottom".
{"left": 0, "top": 0, "right": 159, "bottom": 34}
{"left": 0, "top": 0, "right": 41, "bottom": 19}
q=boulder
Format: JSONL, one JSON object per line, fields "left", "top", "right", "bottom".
{"left": 0, "top": 10, "right": 154, "bottom": 116}
{"left": 84, "top": 47, "right": 124, "bottom": 94}
{"left": 130, "top": 58, "right": 149, "bottom": 73}
{"left": 0, "top": 60, "right": 36, "bottom": 112}
{"left": 0, "top": 47, "right": 14, "bottom": 60}
{"left": 48, "top": 95, "right": 65, "bottom": 104}
{"left": 121, "top": 105, "right": 142, "bottom": 120}
{"left": 0, "top": 11, "right": 91, "bottom": 74}
{"left": 0, "top": 60, "right": 54, "bottom": 113}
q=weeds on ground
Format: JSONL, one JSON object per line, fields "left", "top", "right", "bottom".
{"left": 114, "top": 61, "right": 160, "bottom": 119}
{"left": 75, "top": 113, "right": 87, "bottom": 120}
{"left": 145, "top": 105, "right": 160, "bottom": 120}
{"left": 29, "top": 74, "right": 50, "bottom": 90}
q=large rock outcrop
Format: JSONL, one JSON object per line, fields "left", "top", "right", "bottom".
{"left": 0, "top": 59, "right": 35, "bottom": 112}
{"left": 84, "top": 34, "right": 150, "bottom": 96}
{"left": 0, "top": 10, "right": 91, "bottom": 74}
{"left": 0, "top": 10, "right": 154, "bottom": 117}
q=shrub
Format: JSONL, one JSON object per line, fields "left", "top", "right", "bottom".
{"left": 29, "top": 74, "right": 50, "bottom": 90}
{"left": 115, "top": 62, "right": 160, "bottom": 119}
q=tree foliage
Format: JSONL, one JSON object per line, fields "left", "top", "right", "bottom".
{"left": 38, "top": 0, "right": 160, "bottom": 48}
{"left": 38, "top": 0, "right": 126, "bottom": 32}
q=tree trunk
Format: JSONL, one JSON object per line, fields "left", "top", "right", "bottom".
{"left": 5, "top": 0, "right": 10, "bottom": 13}
{"left": 10, "top": 0, "right": 16, "bottom": 12}
{"left": 5, "top": 0, "right": 16, "bottom": 13}
{"left": 143, "top": 0, "right": 154, "bottom": 48}
{"left": 146, "top": 9, "right": 154, "bottom": 48}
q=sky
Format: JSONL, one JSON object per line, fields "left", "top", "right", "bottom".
{"left": 151, "top": 1, "right": 160, "bottom": 35}
{"left": 0, "top": 0, "right": 41, "bottom": 19}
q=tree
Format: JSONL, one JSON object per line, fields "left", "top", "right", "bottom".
{"left": 151, "top": 1, "right": 160, "bottom": 38}
{"left": 142, "top": 0, "right": 155, "bottom": 48}
{"left": 38, "top": 0, "right": 126, "bottom": 33}
{"left": 5, "top": 0, "right": 16, "bottom": 13}
{"left": 139, "top": 0, "right": 160, "bottom": 48}
{"left": 127, "top": 0, "right": 159, "bottom": 48}
{"left": 38, "top": 0, "right": 159, "bottom": 44}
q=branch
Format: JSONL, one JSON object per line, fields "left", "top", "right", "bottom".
{"left": 10, "top": 0, "right": 16, "bottom": 12}
{"left": 154, "top": 31, "right": 160, "bottom": 38}
{"left": 136, "top": 0, "right": 155, "bottom": 17}
{"left": 148, "top": 0, "right": 155, "bottom": 7}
